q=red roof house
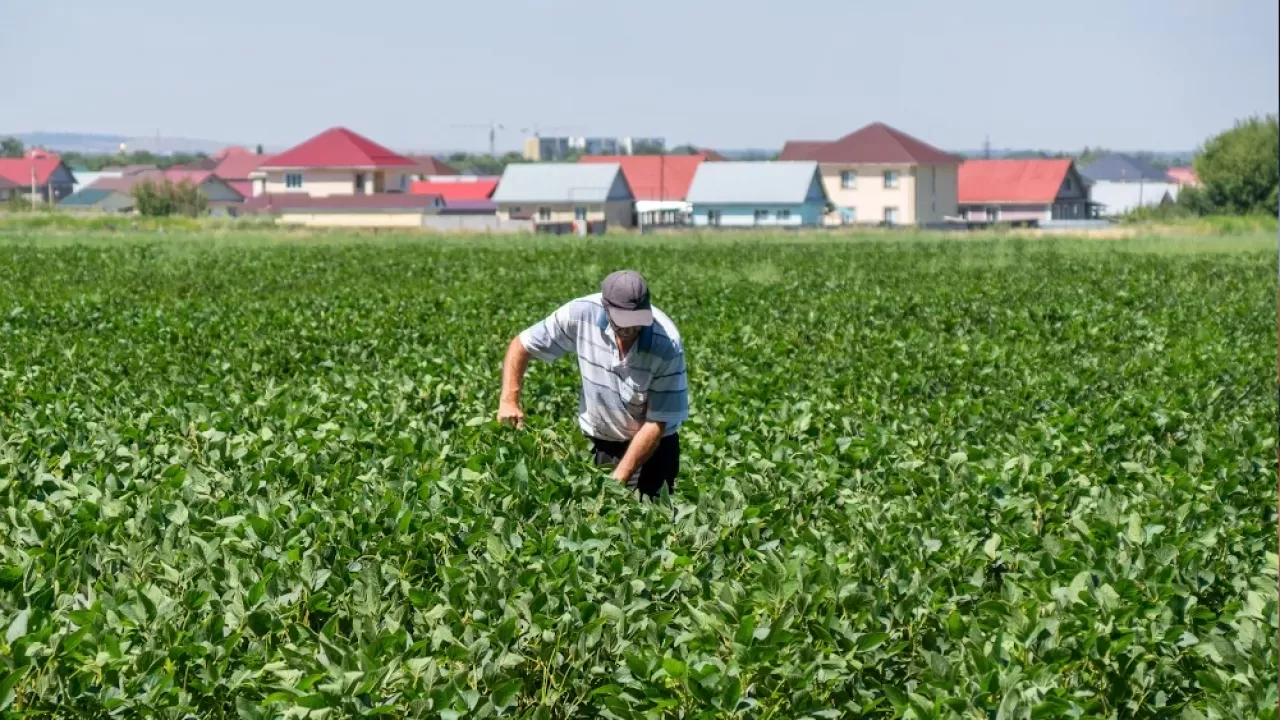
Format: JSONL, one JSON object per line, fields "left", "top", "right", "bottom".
{"left": 958, "top": 158, "right": 1097, "bottom": 225}
{"left": 249, "top": 128, "right": 417, "bottom": 198}
{"left": 775, "top": 123, "right": 961, "bottom": 226}
{"left": 211, "top": 147, "right": 269, "bottom": 198}
{"left": 1165, "top": 166, "right": 1200, "bottom": 186}
{"left": 87, "top": 168, "right": 247, "bottom": 213}
{"left": 0, "top": 150, "right": 77, "bottom": 202}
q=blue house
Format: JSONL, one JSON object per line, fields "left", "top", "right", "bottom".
{"left": 686, "top": 161, "right": 830, "bottom": 227}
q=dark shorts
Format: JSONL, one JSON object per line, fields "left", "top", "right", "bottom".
{"left": 589, "top": 432, "right": 680, "bottom": 498}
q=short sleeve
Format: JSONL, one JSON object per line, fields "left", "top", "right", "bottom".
{"left": 518, "top": 301, "right": 579, "bottom": 362}
{"left": 646, "top": 351, "right": 688, "bottom": 425}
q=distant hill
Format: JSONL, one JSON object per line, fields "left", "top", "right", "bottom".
{"left": 3, "top": 131, "right": 248, "bottom": 156}
{"left": 953, "top": 148, "right": 1195, "bottom": 162}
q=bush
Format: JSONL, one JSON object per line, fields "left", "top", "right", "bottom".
{"left": 132, "top": 179, "right": 209, "bottom": 217}
{"left": 1193, "top": 115, "right": 1279, "bottom": 216}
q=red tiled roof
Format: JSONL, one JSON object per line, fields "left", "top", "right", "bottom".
{"left": 958, "top": 159, "right": 1073, "bottom": 204}
{"left": 214, "top": 151, "right": 270, "bottom": 181}
{"left": 577, "top": 154, "right": 708, "bottom": 201}
{"left": 226, "top": 180, "right": 253, "bottom": 198}
{"left": 795, "top": 123, "right": 960, "bottom": 165}
{"left": 242, "top": 193, "right": 443, "bottom": 213}
{"left": 260, "top": 127, "right": 416, "bottom": 169}
{"left": 698, "top": 148, "right": 728, "bottom": 161}
{"left": 409, "top": 179, "right": 497, "bottom": 200}
{"left": 406, "top": 155, "right": 459, "bottom": 176}
{"left": 0, "top": 151, "right": 67, "bottom": 186}
{"left": 778, "top": 141, "right": 827, "bottom": 161}
{"left": 1165, "top": 166, "right": 1199, "bottom": 185}
{"left": 0, "top": 175, "right": 18, "bottom": 189}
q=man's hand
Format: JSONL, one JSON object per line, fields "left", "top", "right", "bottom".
{"left": 497, "top": 400, "right": 525, "bottom": 429}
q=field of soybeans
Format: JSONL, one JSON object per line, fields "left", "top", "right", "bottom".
{"left": 0, "top": 228, "right": 1275, "bottom": 719}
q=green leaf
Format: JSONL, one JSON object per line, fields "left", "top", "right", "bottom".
{"left": 491, "top": 679, "right": 522, "bottom": 708}
{"left": 6, "top": 609, "right": 28, "bottom": 645}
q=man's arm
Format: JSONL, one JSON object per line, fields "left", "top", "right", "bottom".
{"left": 498, "top": 336, "right": 531, "bottom": 427}
{"left": 611, "top": 421, "right": 665, "bottom": 482}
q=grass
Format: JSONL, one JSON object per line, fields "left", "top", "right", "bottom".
{"left": 0, "top": 229, "right": 1275, "bottom": 717}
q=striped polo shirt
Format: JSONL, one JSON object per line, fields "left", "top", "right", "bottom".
{"left": 519, "top": 293, "right": 688, "bottom": 442}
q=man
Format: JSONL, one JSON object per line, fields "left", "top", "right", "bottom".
{"left": 498, "top": 270, "right": 688, "bottom": 498}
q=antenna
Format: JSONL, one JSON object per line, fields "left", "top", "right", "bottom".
{"left": 983, "top": 135, "right": 991, "bottom": 160}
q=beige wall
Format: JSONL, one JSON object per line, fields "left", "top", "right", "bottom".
{"left": 913, "top": 164, "right": 959, "bottom": 225}
{"left": 820, "top": 163, "right": 958, "bottom": 226}
{"left": 497, "top": 202, "right": 635, "bottom": 228}
{"left": 820, "top": 164, "right": 916, "bottom": 225}
{"left": 276, "top": 211, "right": 428, "bottom": 228}
{"left": 257, "top": 169, "right": 411, "bottom": 197}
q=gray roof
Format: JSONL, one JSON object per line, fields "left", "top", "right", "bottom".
{"left": 491, "top": 163, "right": 631, "bottom": 204}
{"left": 686, "top": 161, "right": 822, "bottom": 204}
{"left": 60, "top": 187, "right": 122, "bottom": 206}
{"left": 1080, "top": 154, "right": 1171, "bottom": 182}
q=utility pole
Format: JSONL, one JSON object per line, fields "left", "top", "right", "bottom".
{"left": 983, "top": 135, "right": 991, "bottom": 160}
{"left": 30, "top": 157, "right": 37, "bottom": 210}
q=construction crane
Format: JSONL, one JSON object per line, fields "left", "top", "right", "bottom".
{"left": 450, "top": 120, "right": 505, "bottom": 156}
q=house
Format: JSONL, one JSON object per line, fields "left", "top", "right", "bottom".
{"left": 58, "top": 187, "right": 135, "bottom": 213}
{"left": 957, "top": 159, "right": 1100, "bottom": 226}
{"left": 491, "top": 163, "right": 635, "bottom": 233}
{"left": 1166, "top": 166, "right": 1200, "bottom": 186}
{"left": 210, "top": 146, "right": 269, "bottom": 199}
{"left": 248, "top": 127, "right": 416, "bottom": 198}
{"left": 1079, "top": 154, "right": 1180, "bottom": 216}
{"left": 88, "top": 169, "right": 246, "bottom": 215}
{"left": 685, "top": 161, "right": 829, "bottom": 227}
{"left": 777, "top": 123, "right": 960, "bottom": 226}
{"left": 0, "top": 150, "right": 77, "bottom": 203}
{"left": 0, "top": 175, "right": 19, "bottom": 201}
{"left": 578, "top": 154, "right": 714, "bottom": 226}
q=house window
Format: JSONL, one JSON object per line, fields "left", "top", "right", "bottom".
{"left": 986, "top": 207, "right": 999, "bottom": 222}
{"left": 538, "top": 207, "right": 552, "bottom": 221}
{"left": 707, "top": 209, "right": 721, "bottom": 226}
{"left": 884, "top": 171, "right": 900, "bottom": 189}
{"left": 777, "top": 209, "right": 791, "bottom": 221}
{"left": 754, "top": 209, "right": 769, "bottom": 223}
{"left": 841, "top": 171, "right": 857, "bottom": 189}
{"left": 400, "top": 175, "right": 409, "bottom": 191}
{"left": 961, "top": 208, "right": 970, "bottom": 221}
{"left": 884, "top": 206, "right": 899, "bottom": 225}
{"left": 574, "top": 207, "right": 587, "bottom": 221}
{"left": 285, "top": 173, "right": 303, "bottom": 189}
{"left": 354, "top": 173, "right": 366, "bottom": 194}
{"left": 1064, "top": 177, "right": 1074, "bottom": 192}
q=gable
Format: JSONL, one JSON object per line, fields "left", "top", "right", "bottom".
{"left": 606, "top": 169, "right": 634, "bottom": 202}
{"left": 200, "top": 177, "right": 245, "bottom": 202}
{"left": 49, "top": 163, "right": 76, "bottom": 186}
{"left": 804, "top": 169, "right": 828, "bottom": 204}
{"left": 1054, "top": 165, "right": 1088, "bottom": 200}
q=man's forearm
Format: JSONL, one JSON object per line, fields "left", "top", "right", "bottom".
{"left": 612, "top": 421, "right": 665, "bottom": 481}
{"left": 501, "top": 336, "right": 530, "bottom": 403}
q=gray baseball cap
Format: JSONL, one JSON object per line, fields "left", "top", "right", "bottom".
{"left": 601, "top": 270, "right": 653, "bottom": 327}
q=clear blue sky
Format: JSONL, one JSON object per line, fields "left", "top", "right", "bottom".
{"left": 3, "top": 0, "right": 1276, "bottom": 153}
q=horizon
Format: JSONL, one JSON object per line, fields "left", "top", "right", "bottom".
{"left": 3, "top": 0, "right": 1276, "bottom": 154}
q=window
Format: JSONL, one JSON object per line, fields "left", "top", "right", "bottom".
{"left": 399, "top": 174, "right": 409, "bottom": 191}
{"left": 754, "top": 209, "right": 769, "bottom": 223}
{"left": 985, "top": 207, "right": 999, "bottom": 222}
{"left": 777, "top": 209, "right": 791, "bottom": 221}
{"left": 707, "top": 209, "right": 721, "bottom": 226}
{"left": 961, "top": 208, "right": 970, "bottom": 221}
{"left": 883, "top": 171, "right": 900, "bottom": 189}
{"left": 574, "top": 207, "right": 587, "bottom": 221}
{"left": 354, "top": 173, "right": 366, "bottom": 194}
{"left": 884, "top": 206, "right": 899, "bottom": 225}
{"left": 1063, "top": 177, "right": 1074, "bottom": 192}
{"left": 841, "top": 171, "right": 857, "bottom": 189}
{"left": 538, "top": 207, "right": 552, "bottom": 221}
{"left": 285, "top": 173, "right": 303, "bottom": 189}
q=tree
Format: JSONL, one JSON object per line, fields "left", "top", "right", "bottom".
{"left": 1, "top": 137, "right": 24, "bottom": 158}
{"left": 1193, "top": 114, "right": 1279, "bottom": 215}
{"left": 131, "top": 179, "right": 209, "bottom": 217}
{"left": 630, "top": 141, "right": 666, "bottom": 156}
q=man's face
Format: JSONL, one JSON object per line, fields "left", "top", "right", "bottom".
{"left": 611, "top": 320, "right": 643, "bottom": 341}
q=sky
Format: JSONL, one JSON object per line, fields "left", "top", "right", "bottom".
{"left": 2, "top": 0, "right": 1277, "bottom": 153}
